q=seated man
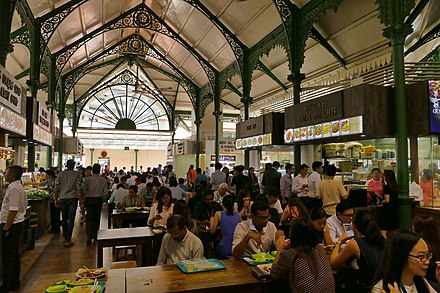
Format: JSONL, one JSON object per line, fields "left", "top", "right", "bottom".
{"left": 192, "top": 191, "right": 223, "bottom": 226}
{"left": 117, "top": 185, "right": 146, "bottom": 227}
{"left": 326, "top": 201, "right": 354, "bottom": 244}
{"left": 232, "top": 201, "right": 285, "bottom": 259}
{"left": 213, "top": 183, "right": 230, "bottom": 204}
{"left": 157, "top": 215, "right": 204, "bottom": 265}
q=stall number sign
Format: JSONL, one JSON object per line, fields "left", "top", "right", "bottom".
{"left": 38, "top": 103, "right": 51, "bottom": 132}
{"left": 0, "top": 65, "right": 23, "bottom": 114}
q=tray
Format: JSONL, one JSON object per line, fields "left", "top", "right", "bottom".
{"left": 45, "top": 281, "right": 105, "bottom": 293}
{"left": 176, "top": 258, "right": 226, "bottom": 274}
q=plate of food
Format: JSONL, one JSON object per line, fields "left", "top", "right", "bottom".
{"left": 69, "top": 284, "right": 102, "bottom": 293}
{"left": 332, "top": 121, "right": 340, "bottom": 135}
{"left": 124, "top": 207, "right": 136, "bottom": 212}
{"left": 294, "top": 129, "right": 300, "bottom": 140}
{"left": 76, "top": 268, "right": 107, "bottom": 279}
{"left": 252, "top": 137, "right": 257, "bottom": 146}
{"left": 315, "top": 124, "right": 323, "bottom": 137}
{"left": 257, "top": 135, "right": 263, "bottom": 145}
{"left": 242, "top": 139, "right": 247, "bottom": 147}
{"left": 66, "top": 279, "right": 94, "bottom": 287}
{"left": 307, "top": 126, "right": 315, "bottom": 138}
{"left": 284, "top": 129, "right": 293, "bottom": 143}
{"left": 256, "top": 263, "right": 273, "bottom": 275}
{"left": 300, "top": 127, "right": 307, "bottom": 139}
{"left": 341, "top": 119, "right": 349, "bottom": 134}
{"left": 235, "top": 139, "right": 241, "bottom": 149}
{"left": 323, "top": 123, "right": 331, "bottom": 136}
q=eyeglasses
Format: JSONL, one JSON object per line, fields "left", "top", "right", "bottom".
{"left": 255, "top": 215, "right": 271, "bottom": 221}
{"left": 408, "top": 252, "right": 433, "bottom": 262}
{"left": 341, "top": 213, "right": 354, "bottom": 218}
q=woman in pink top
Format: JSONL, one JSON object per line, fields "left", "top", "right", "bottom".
{"left": 420, "top": 169, "right": 438, "bottom": 207}
{"left": 366, "top": 168, "right": 383, "bottom": 204}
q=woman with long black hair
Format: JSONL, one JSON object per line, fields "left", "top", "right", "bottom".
{"left": 271, "top": 218, "right": 335, "bottom": 292}
{"left": 379, "top": 169, "right": 400, "bottom": 234}
{"left": 372, "top": 229, "right": 437, "bottom": 293}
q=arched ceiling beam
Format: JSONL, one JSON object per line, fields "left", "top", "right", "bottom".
{"left": 255, "top": 60, "right": 288, "bottom": 91}
{"left": 405, "top": 22, "right": 440, "bottom": 55}
{"left": 53, "top": 3, "right": 216, "bottom": 89}
{"left": 182, "top": 0, "right": 247, "bottom": 72}
{"left": 405, "top": 0, "right": 429, "bottom": 25}
{"left": 309, "top": 27, "right": 346, "bottom": 67}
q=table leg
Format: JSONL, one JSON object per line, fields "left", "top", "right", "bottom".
{"left": 97, "top": 242, "right": 104, "bottom": 267}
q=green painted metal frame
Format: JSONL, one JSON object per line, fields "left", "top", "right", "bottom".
{"left": 0, "top": 0, "right": 18, "bottom": 67}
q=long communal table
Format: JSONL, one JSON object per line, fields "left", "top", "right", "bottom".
{"left": 97, "top": 227, "right": 158, "bottom": 267}
{"left": 110, "top": 209, "right": 150, "bottom": 228}
{"left": 27, "top": 268, "right": 126, "bottom": 293}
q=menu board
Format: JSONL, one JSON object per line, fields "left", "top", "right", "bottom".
{"left": 284, "top": 116, "right": 363, "bottom": 143}
{"left": 429, "top": 80, "right": 440, "bottom": 133}
{"left": 33, "top": 124, "right": 53, "bottom": 145}
{"left": 235, "top": 133, "right": 272, "bottom": 150}
{"left": 0, "top": 65, "right": 24, "bottom": 114}
{"left": 0, "top": 105, "right": 26, "bottom": 136}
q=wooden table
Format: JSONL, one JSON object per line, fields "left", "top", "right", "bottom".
{"left": 110, "top": 209, "right": 150, "bottom": 228}
{"left": 27, "top": 268, "right": 126, "bottom": 293}
{"left": 124, "top": 258, "right": 271, "bottom": 292}
{"left": 97, "top": 227, "right": 157, "bottom": 267}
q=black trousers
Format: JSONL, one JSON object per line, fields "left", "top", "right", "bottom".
{"left": 85, "top": 197, "right": 103, "bottom": 241}
{"left": 50, "top": 202, "right": 61, "bottom": 233}
{"left": 1, "top": 222, "right": 24, "bottom": 292}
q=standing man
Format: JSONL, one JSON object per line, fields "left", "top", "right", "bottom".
{"left": 83, "top": 163, "right": 108, "bottom": 245}
{"left": 187, "top": 165, "right": 197, "bottom": 189}
{"left": 210, "top": 162, "right": 226, "bottom": 191}
{"left": 280, "top": 163, "right": 294, "bottom": 205}
{"left": 55, "top": 159, "right": 83, "bottom": 247}
{"left": 1, "top": 165, "right": 27, "bottom": 292}
{"left": 262, "top": 161, "right": 281, "bottom": 194}
{"left": 308, "top": 161, "right": 324, "bottom": 210}
{"left": 292, "top": 164, "right": 310, "bottom": 207}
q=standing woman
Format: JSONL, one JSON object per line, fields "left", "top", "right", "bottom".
{"left": 148, "top": 187, "right": 174, "bottom": 227}
{"left": 248, "top": 167, "right": 260, "bottom": 200}
{"left": 271, "top": 218, "right": 335, "bottom": 293}
{"left": 379, "top": 170, "right": 400, "bottom": 234}
{"left": 372, "top": 229, "right": 438, "bottom": 292}
{"left": 45, "top": 169, "right": 60, "bottom": 234}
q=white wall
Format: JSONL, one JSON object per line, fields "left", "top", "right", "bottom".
{"left": 84, "top": 148, "right": 167, "bottom": 170}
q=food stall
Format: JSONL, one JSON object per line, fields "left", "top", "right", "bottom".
{"left": 235, "top": 112, "right": 290, "bottom": 172}
{"left": 284, "top": 84, "right": 396, "bottom": 185}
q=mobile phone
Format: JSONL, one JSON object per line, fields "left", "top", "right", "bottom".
{"left": 343, "top": 223, "right": 354, "bottom": 237}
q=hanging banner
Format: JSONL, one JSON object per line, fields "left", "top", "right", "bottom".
{"left": 0, "top": 64, "right": 24, "bottom": 114}
{"left": 37, "top": 102, "right": 51, "bottom": 132}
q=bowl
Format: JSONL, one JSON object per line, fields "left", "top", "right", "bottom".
{"left": 46, "top": 285, "right": 67, "bottom": 293}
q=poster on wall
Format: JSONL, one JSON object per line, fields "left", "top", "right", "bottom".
{"left": 0, "top": 64, "right": 24, "bottom": 114}
{"left": 429, "top": 80, "right": 440, "bottom": 133}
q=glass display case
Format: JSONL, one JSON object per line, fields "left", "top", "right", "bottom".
{"left": 417, "top": 136, "right": 440, "bottom": 209}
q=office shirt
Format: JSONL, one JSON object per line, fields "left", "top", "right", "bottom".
{"left": 232, "top": 219, "right": 277, "bottom": 257}
{"left": 121, "top": 194, "right": 145, "bottom": 208}
{"left": 292, "top": 174, "right": 308, "bottom": 197}
{"left": 326, "top": 214, "right": 345, "bottom": 244}
{"left": 157, "top": 229, "right": 204, "bottom": 265}
{"left": 210, "top": 170, "right": 226, "bottom": 191}
{"left": 170, "top": 186, "right": 187, "bottom": 200}
{"left": 0, "top": 180, "right": 27, "bottom": 224}
{"left": 108, "top": 188, "right": 128, "bottom": 204}
{"left": 308, "top": 171, "right": 321, "bottom": 197}
{"left": 55, "top": 169, "right": 82, "bottom": 199}
{"left": 83, "top": 174, "right": 108, "bottom": 198}
{"left": 317, "top": 179, "right": 348, "bottom": 215}
{"left": 280, "top": 173, "right": 294, "bottom": 198}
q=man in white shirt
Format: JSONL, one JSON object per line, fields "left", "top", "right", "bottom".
{"left": 326, "top": 201, "right": 354, "bottom": 244}
{"left": 292, "top": 164, "right": 309, "bottom": 206}
{"left": 280, "top": 163, "right": 294, "bottom": 204}
{"left": 108, "top": 184, "right": 129, "bottom": 205}
{"left": 1, "top": 165, "right": 28, "bottom": 292}
{"left": 266, "top": 187, "right": 283, "bottom": 226}
{"left": 232, "top": 201, "right": 285, "bottom": 258}
{"left": 307, "top": 161, "right": 323, "bottom": 210}
{"left": 157, "top": 215, "right": 204, "bottom": 265}
{"left": 210, "top": 163, "right": 226, "bottom": 191}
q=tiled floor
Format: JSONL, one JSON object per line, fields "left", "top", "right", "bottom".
{"left": 19, "top": 205, "right": 113, "bottom": 292}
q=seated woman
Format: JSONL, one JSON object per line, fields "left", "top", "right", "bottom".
{"left": 209, "top": 195, "right": 241, "bottom": 259}
{"left": 271, "top": 218, "right": 335, "bottom": 293}
{"left": 309, "top": 207, "right": 332, "bottom": 245}
{"left": 148, "top": 187, "right": 174, "bottom": 227}
{"left": 412, "top": 215, "right": 440, "bottom": 290}
{"left": 173, "top": 199, "right": 197, "bottom": 235}
{"left": 330, "top": 210, "right": 386, "bottom": 292}
{"left": 371, "top": 229, "right": 438, "bottom": 293}
{"left": 117, "top": 185, "right": 146, "bottom": 227}
{"left": 281, "top": 197, "right": 309, "bottom": 225}
{"left": 234, "top": 188, "right": 253, "bottom": 220}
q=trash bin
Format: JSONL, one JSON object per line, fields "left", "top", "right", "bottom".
{"left": 27, "top": 212, "right": 38, "bottom": 250}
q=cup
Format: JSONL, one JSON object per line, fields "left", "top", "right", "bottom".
{"left": 186, "top": 263, "right": 195, "bottom": 272}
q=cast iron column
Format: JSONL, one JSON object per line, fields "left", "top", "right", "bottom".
{"left": 378, "top": 0, "right": 415, "bottom": 229}
{"left": 0, "top": 0, "right": 16, "bottom": 66}
{"left": 214, "top": 74, "right": 222, "bottom": 163}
